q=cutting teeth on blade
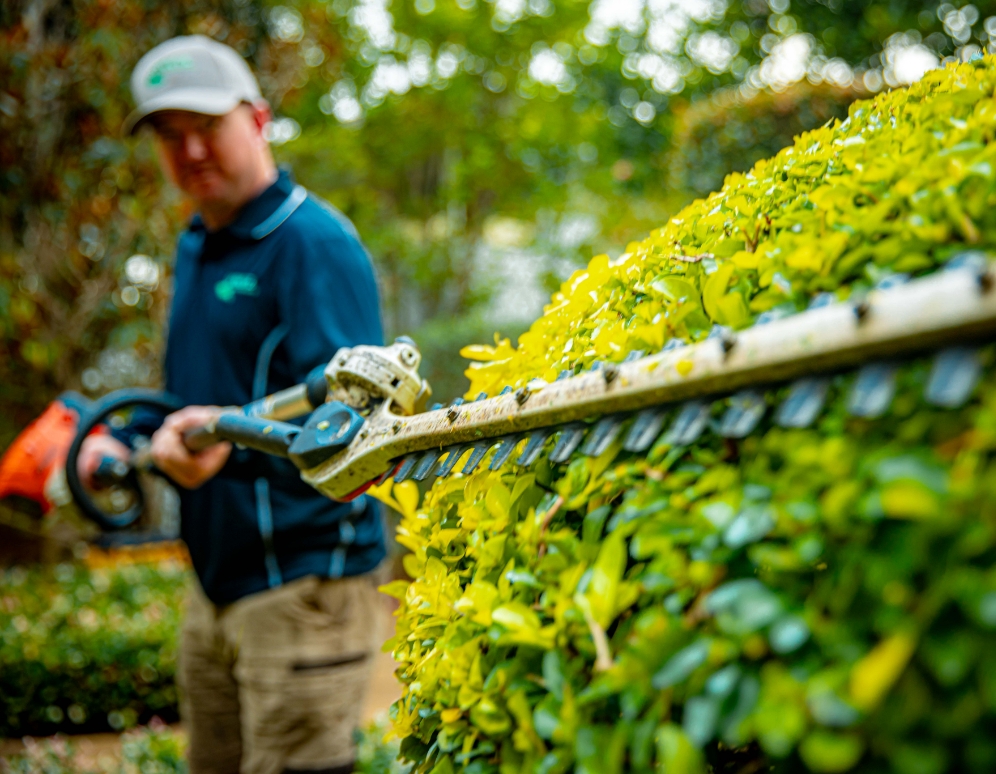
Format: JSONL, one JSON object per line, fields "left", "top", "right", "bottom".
{"left": 461, "top": 441, "right": 492, "bottom": 475}
{"left": 489, "top": 435, "right": 523, "bottom": 471}
{"left": 623, "top": 408, "right": 668, "bottom": 452}
{"left": 550, "top": 423, "right": 587, "bottom": 463}
{"left": 874, "top": 273, "right": 910, "bottom": 290}
{"left": 305, "top": 264, "right": 996, "bottom": 500}
{"left": 847, "top": 362, "right": 898, "bottom": 418}
{"left": 434, "top": 445, "right": 467, "bottom": 477}
{"left": 776, "top": 377, "right": 830, "bottom": 429}
{"left": 582, "top": 415, "right": 625, "bottom": 456}
{"left": 664, "top": 401, "right": 710, "bottom": 446}
{"left": 808, "top": 292, "right": 836, "bottom": 309}
{"left": 707, "top": 324, "right": 737, "bottom": 356}
{"left": 946, "top": 251, "right": 988, "bottom": 273}
{"left": 393, "top": 454, "right": 419, "bottom": 484}
{"left": 372, "top": 465, "right": 396, "bottom": 485}
{"left": 412, "top": 449, "right": 445, "bottom": 481}
{"left": 925, "top": 346, "right": 982, "bottom": 408}
{"left": 718, "top": 389, "right": 767, "bottom": 438}
{"left": 754, "top": 310, "right": 784, "bottom": 326}
{"left": 517, "top": 429, "right": 553, "bottom": 466}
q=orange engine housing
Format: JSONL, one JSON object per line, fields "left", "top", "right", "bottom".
{"left": 0, "top": 393, "right": 93, "bottom": 515}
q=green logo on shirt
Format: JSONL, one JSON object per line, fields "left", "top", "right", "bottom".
{"left": 215, "top": 273, "right": 259, "bottom": 303}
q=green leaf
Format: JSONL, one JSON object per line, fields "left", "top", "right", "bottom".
{"left": 655, "top": 723, "right": 706, "bottom": 774}
{"left": 799, "top": 731, "right": 865, "bottom": 773}
{"left": 583, "top": 530, "right": 627, "bottom": 628}
{"left": 702, "top": 263, "right": 736, "bottom": 323}
{"left": 651, "top": 640, "right": 711, "bottom": 690}
{"left": 485, "top": 482, "right": 512, "bottom": 521}
{"left": 470, "top": 698, "right": 512, "bottom": 737}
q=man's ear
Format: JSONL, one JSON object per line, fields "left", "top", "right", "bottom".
{"left": 250, "top": 101, "right": 273, "bottom": 138}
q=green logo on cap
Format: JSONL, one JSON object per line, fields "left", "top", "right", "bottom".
{"left": 147, "top": 55, "right": 195, "bottom": 87}
{"left": 215, "top": 273, "right": 259, "bottom": 303}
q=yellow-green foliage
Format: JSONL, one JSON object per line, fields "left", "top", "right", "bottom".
{"left": 462, "top": 59, "right": 996, "bottom": 397}
{"left": 382, "top": 58, "right": 996, "bottom": 774}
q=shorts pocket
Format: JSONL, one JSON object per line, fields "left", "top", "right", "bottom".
{"left": 291, "top": 651, "right": 369, "bottom": 672}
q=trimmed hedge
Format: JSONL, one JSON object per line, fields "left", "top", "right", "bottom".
{"left": 0, "top": 557, "right": 186, "bottom": 737}
{"left": 382, "top": 57, "right": 996, "bottom": 773}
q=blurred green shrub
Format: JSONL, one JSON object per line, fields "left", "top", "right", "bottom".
{"left": 355, "top": 716, "right": 410, "bottom": 774}
{"left": 0, "top": 556, "right": 409, "bottom": 769}
{"left": 666, "top": 83, "right": 856, "bottom": 200}
{"left": 0, "top": 560, "right": 188, "bottom": 737}
{"left": 118, "top": 723, "right": 188, "bottom": 774}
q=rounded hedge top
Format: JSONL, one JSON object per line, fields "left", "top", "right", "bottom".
{"left": 382, "top": 57, "right": 996, "bottom": 774}
{"left": 462, "top": 57, "right": 996, "bottom": 397}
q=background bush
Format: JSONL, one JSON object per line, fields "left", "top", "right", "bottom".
{"left": 0, "top": 558, "right": 405, "bottom": 772}
{"left": 0, "top": 558, "right": 187, "bottom": 737}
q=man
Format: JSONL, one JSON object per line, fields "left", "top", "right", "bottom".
{"left": 77, "top": 35, "right": 386, "bottom": 774}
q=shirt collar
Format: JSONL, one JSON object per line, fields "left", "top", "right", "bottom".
{"left": 188, "top": 166, "right": 297, "bottom": 241}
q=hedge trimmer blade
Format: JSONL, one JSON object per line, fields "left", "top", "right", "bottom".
{"left": 302, "top": 257, "right": 996, "bottom": 500}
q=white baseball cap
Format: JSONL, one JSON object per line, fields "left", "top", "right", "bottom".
{"left": 124, "top": 35, "right": 263, "bottom": 135}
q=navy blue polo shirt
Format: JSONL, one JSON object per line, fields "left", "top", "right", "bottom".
{"left": 120, "top": 169, "right": 386, "bottom": 605}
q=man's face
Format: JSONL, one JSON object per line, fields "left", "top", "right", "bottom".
{"left": 150, "top": 104, "right": 269, "bottom": 206}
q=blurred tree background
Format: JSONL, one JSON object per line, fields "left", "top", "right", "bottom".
{"left": 2, "top": 0, "right": 994, "bottom": 443}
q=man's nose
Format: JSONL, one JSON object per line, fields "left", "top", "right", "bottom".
{"left": 183, "top": 132, "right": 209, "bottom": 161}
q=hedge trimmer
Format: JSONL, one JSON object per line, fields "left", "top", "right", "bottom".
{"left": 55, "top": 253, "right": 996, "bottom": 529}
{"left": 59, "top": 337, "right": 430, "bottom": 530}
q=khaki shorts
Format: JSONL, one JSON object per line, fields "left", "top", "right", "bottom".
{"left": 178, "top": 574, "right": 382, "bottom": 774}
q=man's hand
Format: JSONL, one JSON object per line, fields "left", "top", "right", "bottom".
{"left": 77, "top": 433, "right": 132, "bottom": 489}
{"left": 151, "top": 406, "right": 232, "bottom": 490}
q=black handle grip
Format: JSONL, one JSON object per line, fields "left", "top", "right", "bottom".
{"left": 213, "top": 414, "right": 302, "bottom": 457}
{"left": 183, "top": 424, "right": 219, "bottom": 452}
